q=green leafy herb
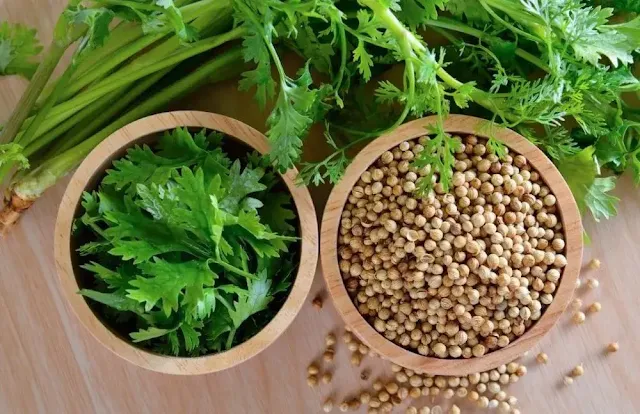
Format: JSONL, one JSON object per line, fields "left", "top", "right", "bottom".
{"left": 76, "top": 128, "right": 297, "bottom": 356}
{"left": 0, "top": 22, "right": 42, "bottom": 79}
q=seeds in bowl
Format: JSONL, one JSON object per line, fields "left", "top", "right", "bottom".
{"left": 337, "top": 135, "right": 567, "bottom": 359}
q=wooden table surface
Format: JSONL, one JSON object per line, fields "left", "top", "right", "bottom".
{"left": 1, "top": 1, "right": 639, "bottom": 413}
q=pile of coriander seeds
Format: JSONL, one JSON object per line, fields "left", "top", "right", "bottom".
{"left": 337, "top": 134, "right": 567, "bottom": 359}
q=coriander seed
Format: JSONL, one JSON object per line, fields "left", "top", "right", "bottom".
{"left": 607, "top": 342, "right": 619, "bottom": 353}
{"left": 572, "top": 311, "right": 586, "bottom": 324}
{"left": 587, "top": 302, "right": 602, "bottom": 314}
{"left": 571, "top": 364, "right": 584, "bottom": 377}
{"left": 322, "top": 372, "right": 333, "bottom": 384}
{"left": 588, "top": 258, "right": 601, "bottom": 269}
{"left": 312, "top": 296, "right": 323, "bottom": 309}
{"left": 536, "top": 352, "right": 548, "bottom": 364}
{"left": 563, "top": 376, "right": 574, "bottom": 386}
{"left": 307, "top": 375, "right": 318, "bottom": 387}
{"left": 587, "top": 278, "right": 599, "bottom": 290}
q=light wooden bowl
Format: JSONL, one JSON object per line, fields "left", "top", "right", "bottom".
{"left": 321, "top": 115, "right": 582, "bottom": 376}
{"left": 55, "top": 111, "right": 318, "bottom": 375}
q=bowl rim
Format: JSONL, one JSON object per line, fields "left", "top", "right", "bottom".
{"left": 321, "top": 114, "right": 583, "bottom": 376}
{"left": 55, "top": 110, "right": 318, "bottom": 375}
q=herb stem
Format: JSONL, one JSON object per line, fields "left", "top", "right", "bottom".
{"left": 211, "top": 260, "right": 257, "bottom": 280}
{"left": 0, "top": 40, "right": 69, "bottom": 145}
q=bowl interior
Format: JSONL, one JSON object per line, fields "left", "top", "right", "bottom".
{"left": 69, "top": 128, "right": 300, "bottom": 356}
{"left": 321, "top": 115, "right": 582, "bottom": 376}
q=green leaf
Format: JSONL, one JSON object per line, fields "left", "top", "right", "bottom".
{"left": 223, "top": 270, "right": 273, "bottom": 330}
{"left": 220, "top": 160, "right": 267, "bottom": 214}
{"left": 127, "top": 259, "right": 215, "bottom": 317}
{"left": 0, "top": 143, "right": 29, "bottom": 169}
{"left": 81, "top": 261, "right": 132, "bottom": 291}
{"left": 353, "top": 41, "right": 374, "bottom": 81}
{"left": 259, "top": 192, "right": 296, "bottom": 235}
{"left": 64, "top": 7, "right": 115, "bottom": 54}
{"left": 130, "top": 325, "right": 179, "bottom": 343}
{"left": 557, "top": 146, "right": 598, "bottom": 214}
{"left": 452, "top": 81, "right": 476, "bottom": 109}
{"left": 0, "top": 22, "right": 42, "bottom": 79}
{"left": 584, "top": 176, "right": 620, "bottom": 222}
{"left": 180, "top": 323, "right": 201, "bottom": 352}
{"left": 79, "top": 289, "right": 144, "bottom": 314}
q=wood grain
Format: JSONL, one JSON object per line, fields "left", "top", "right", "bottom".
{"left": 55, "top": 111, "right": 318, "bottom": 375}
{"left": 321, "top": 115, "right": 583, "bottom": 376}
{"left": 1, "top": 1, "right": 639, "bottom": 413}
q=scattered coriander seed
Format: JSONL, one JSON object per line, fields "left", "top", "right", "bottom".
{"left": 307, "top": 363, "right": 319, "bottom": 376}
{"left": 339, "top": 401, "right": 349, "bottom": 412}
{"left": 323, "top": 399, "right": 333, "bottom": 413}
{"left": 571, "top": 364, "right": 584, "bottom": 377}
{"left": 378, "top": 391, "right": 390, "bottom": 403}
{"left": 488, "top": 399, "right": 499, "bottom": 409}
{"left": 312, "top": 295, "right": 323, "bottom": 309}
{"left": 563, "top": 376, "right": 574, "bottom": 386}
{"left": 326, "top": 333, "right": 336, "bottom": 347}
{"left": 536, "top": 352, "right": 548, "bottom": 364}
{"left": 391, "top": 364, "right": 403, "bottom": 373}
{"left": 588, "top": 258, "right": 601, "bottom": 270}
{"left": 359, "top": 344, "right": 370, "bottom": 355}
{"left": 360, "top": 392, "right": 371, "bottom": 404}
{"left": 406, "top": 407, "right": 418, "bottom": 414}
{"left": 348, "top": 342, "right": 359, "bottom": 352}
{"left": 575, "top": 278, "right": 582, "bottom": 289}
{"left": 449, "top": 404, "right": 460, "bottom": 414}
{"left": 322, "top": 372, "right": 333, "bottom": 384}
{"left": 587, "top": 302, "right": 602, "bottom": 314}
{"left": 373, "top": 380, "right": 383, "bottom": 391}
{"left": 419, "top": 407, "right": 430, "bottom": 414}
{"left": 572, "top": 311, "right": 586, "bottom": 324}
{"left": 431, "top": 406, "right": 443, "bottom": 414}
{"left": 381, "top": 402, "right": 393, "bottom": 412}
{"left": 343, "top": 332, "right": 353, "bottom": 344}
{"left": 607, "top": 342, "right": 619, "bottom": 353}
{"left": 307, "top": 375, "right": 318, "bottom": 387}
{"left": 571, "top": 298, "right": 583, "bottom": 311}
{"left": 512, "top": 410, "right": 521, "bottom": 414}
{"left": 468, "top": 391, "right": 480, "bottom": 401}
{"left": 350, "top": 353, "right": 362, "bottom": 367}
{"left": 587, "top": 278, "right": 600, "bottom": 290}
{"left": 442, "top": 388, "right": 454, "bottom": 399}
{"left": 323, "top": 348, "right": 335, "bottom": 363}
{"left": 516, "top": 365, "right": 528, "bottom": 377}
{"left": 361, "top": 369, "right": 371, "bottom": 381}
{"left": 348, "top": 399, "right": 361, "bottom": 411}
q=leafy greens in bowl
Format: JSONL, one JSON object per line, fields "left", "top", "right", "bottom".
{"left": 72, "top": 126, "right": 299, "bottom": 357}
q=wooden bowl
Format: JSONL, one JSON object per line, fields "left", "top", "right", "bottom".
{"left": 55, "top": 111, "right": 318, "bottom": 375}
{"left": 321, "top": 115, "right": 582, "bottom": 376}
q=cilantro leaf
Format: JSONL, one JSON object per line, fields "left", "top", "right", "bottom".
{"left": 223, "top": 270, "right": 273, "bottom": 330}
{"left": 0, "top": 143, "right": 29, "bottom": 169}
{"left": 128, "top": 259, "right": 215, "bottom": 316}
{"left": 130, "top": 326, "right": 179, "bottom": 343}
{"left": 220, "top": 160, "right": 267, "bottom": 214}
{"left": 556, "top": 146, "right": 619, "bottom": 222}
{"left": 259, "top": 192, "right": 296, "bottom": 235}
{"left": 0, "top": 22, "right": 42, "bottom": 79}
{"left": 584, "top": 176, "right": 620, "bottom": 222}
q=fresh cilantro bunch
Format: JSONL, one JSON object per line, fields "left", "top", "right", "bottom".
{"left": 261, "top": 0, "right": 639, "bottom": 224}
{"left": 74, "top": 128, "right": 298, "bottom": 356}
